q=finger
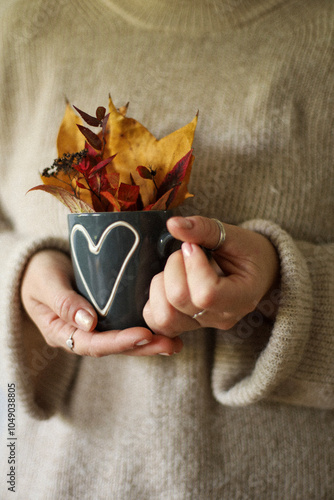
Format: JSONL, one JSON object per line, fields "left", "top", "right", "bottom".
{"left": 62, "top": 324, "right": 183, "bottom": 357}
{"left": 25, "top": 250, "right": 98, "bottom": 332}
{"left": 167, "top": 215, "right": 226, "bottom": 250}
{"left": 181, "top": 242, "right": 220, "bottom": 311}
{"left": 162, "top": 250, "right": 205, "bottom": 320}
{"left": 143, "top": 269, "right": 198, "bottom": 336}
{"left": 122, "top": 334, "right": 184, "bottom": 356}
{"left": 63, "top": 325, "right": 153, "bottom": 357}
{"left": 35, "top": 299, "right": 183, "bottom": 357}
{"left": 42, "top": 308, "right": 152, "bottom": 355}
{"left": 167, "top": 216, "right": 253, "bottom": 275}
{"left": 182, "top": 242, "right": 256, "bottom": 320}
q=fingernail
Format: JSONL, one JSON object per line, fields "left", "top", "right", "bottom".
{"left": 158, "top": 352, "right": 173, "bottom": 356}
{"left": 174, "top": 217, "right": 193, "bottom": 229}
{"left": 75, "top": 309, "right": 94, "bottom": 331}
{"left": 182, "top": 242, "right": 193, "bottom": 258}
{"left": 135, "top": 339, "right": 151, "bottom": 346}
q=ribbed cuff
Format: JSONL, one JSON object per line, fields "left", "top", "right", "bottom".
{"left": 2, "top": 234, "right": 79, "bottom": 419}
{"left": 212, "top": 219, "right": 313, "bottom": 406}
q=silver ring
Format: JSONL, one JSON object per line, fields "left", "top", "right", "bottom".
{"left": 192, "top": 309, "right": 206, "bottom": 320}
{"left": 209, "top": 219, "right": 226, "bottom": 251}
{"left": 66, "top": 329, "right": 76, "bottom": 351}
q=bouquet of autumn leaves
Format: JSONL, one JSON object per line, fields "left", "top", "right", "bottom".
{"left": 30, "top": 96, "right": 198, "bottom": 212}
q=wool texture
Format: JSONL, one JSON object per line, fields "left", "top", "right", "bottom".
{"left": 0, "top": 0, "right": 333, "bottom": 498}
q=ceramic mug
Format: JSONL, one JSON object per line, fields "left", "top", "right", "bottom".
{"left": 68, "top": 211, "right": 179, "bottom": 331}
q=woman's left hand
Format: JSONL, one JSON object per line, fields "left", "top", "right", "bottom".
{"left": 143, "top": 216, "right": 280, "bottom": 337}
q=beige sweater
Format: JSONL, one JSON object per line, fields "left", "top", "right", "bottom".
{"left": 0, "top": 0, "right": 333, "bottom": 498}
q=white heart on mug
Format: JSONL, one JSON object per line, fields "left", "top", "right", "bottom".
{"left": 70, "top": 221, "right": 140, "bottom": 316}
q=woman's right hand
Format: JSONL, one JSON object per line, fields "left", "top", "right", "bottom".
{"left": 20, "top": 249, "right": 183, "bottom": 357}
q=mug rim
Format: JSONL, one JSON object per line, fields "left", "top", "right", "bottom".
{"left": 68, "top": 209, "right": 173, "bottom": 219}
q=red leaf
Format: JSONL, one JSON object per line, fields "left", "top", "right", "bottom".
{"left": 90, "top": 174, "right": 101, "bottom": 196}
{"left": 76, "top": 180, "right": 89, "bottom": 190}
{"left": 105, "top": 171, "right": 120, "bottom": 193}
{"left": 136, "top": 165, "right": 154, "bottom": 180}
{"left": 157, "top": 150, "right": 193, "bottom": 202}
{"left": 118, "top": 183, "right": 140, "bottom": 203}
{"left": 88, "top": 155, "right": 115, "bottom": 178}
{"left": 73, "top": 105, "right": 100, "bottom": 127}
{"left": 117, "top": 183, "right": 140, "bottom": 210}
{"left": 100, "top": 190, "right": 121, "bottom": 211}
{"left": 77, "top": 125, "right": 102, "bottom": 150}
{"left": 91, "top": 196, "right": 105, "bottom": 213}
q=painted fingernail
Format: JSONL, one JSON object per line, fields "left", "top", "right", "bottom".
{"left": 75, "top": 309, "right": 94, "bottom": 331}
{"left": 135, "top": 339, "right": 151, "bottom": 346}
{"left": 182, "top": 242, "right": 193, "bottom": 258}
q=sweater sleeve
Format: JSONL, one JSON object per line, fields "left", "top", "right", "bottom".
{"left": 0, "top": 227, "right": 80, "bottom": 420}
{"left": 0, "top": 3, "right": 81, "bottom": 420}
{"left": 211, "top": 219, "right": 334, "bottom": 409}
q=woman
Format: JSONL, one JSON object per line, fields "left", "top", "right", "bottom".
{"left": 1, "top": 0, "right": 333, "bottom": 498}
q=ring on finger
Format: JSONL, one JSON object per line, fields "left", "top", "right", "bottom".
{"left": 192, "top": 309, "right": 206, "bottom": 320}
{"left": 209, "top": 219, "right": 226, "bottom": 252}
{"left": 66, "top": 328, "right": 77, "bottom": 351}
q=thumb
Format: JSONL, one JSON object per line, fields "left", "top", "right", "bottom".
{"left": 167, "top": 216, "right": 226, "bottom": 250}
{"left": 21, "top": 250, "right": 97, "bottom": 332}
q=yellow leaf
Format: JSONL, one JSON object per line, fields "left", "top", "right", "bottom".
{"left": 104, "top": 96, "right": 197, "bottom": 206}
{"left": 57, "top": 101, "right": 85, "bottom": 157}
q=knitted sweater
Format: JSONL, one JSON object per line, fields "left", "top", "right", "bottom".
{"left": 0, "top": 0, "right": 333, "bottom": 498}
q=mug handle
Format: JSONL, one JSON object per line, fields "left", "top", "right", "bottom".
{"left": 157, "top": 231, "right": 181, "bottom": 258}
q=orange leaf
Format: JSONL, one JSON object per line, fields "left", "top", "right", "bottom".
{"left": 144, "top": 187, "right": 175, "bottom": 211}
{"left": 100, "top": 190, "right": 121, "bottom": 212}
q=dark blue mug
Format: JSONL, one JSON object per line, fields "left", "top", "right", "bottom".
{"left": 68, "top": 211, "right": 179, "bottom": 331}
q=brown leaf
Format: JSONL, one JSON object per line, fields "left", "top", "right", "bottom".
{"left": 96, "top": 106, "right": 106, "bottom": 122}
{"left": 73, "top": 105, "right": 101, "bottom": 127}
{"left": 77, "top": 125, "right": 103, "bottom": 151}
{"left": 136, "top": 165, "right": 155, "bottom": 180}
{"left": 28, "top": 185, "right": 95, "bottom": 213}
